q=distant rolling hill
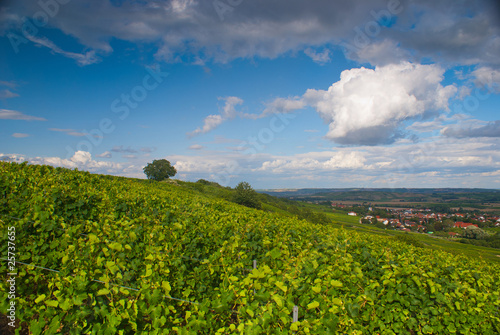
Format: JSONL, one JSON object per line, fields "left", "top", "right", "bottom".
{"left": 258, "top": 188, "right": 500, "bottom": 209}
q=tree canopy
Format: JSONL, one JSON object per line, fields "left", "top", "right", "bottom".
{"left": 462, "top": 225, "right": 488, "bottom": 240}
{"left": 233, "top": 181, "right": 261, "bottom": 209}
{"left": 143, "top": 159, "right": 177, "bottom": 181}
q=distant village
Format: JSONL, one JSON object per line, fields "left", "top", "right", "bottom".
{"left": 331, "top": 202, "right": 500, "bottom": 237}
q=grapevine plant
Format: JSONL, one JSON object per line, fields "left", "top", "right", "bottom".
{"left": 0, "top": 162, "right": 499, "bottom": 334}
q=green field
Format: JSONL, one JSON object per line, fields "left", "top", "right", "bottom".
{"left": 1, "top": 162, "right": 500, "bottom": 334}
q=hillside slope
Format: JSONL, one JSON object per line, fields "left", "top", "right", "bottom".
{"left": 1, "top": 162, "right": 499, "bottom": 334}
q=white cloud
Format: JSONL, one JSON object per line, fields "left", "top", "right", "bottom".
{"left": 304, "top": 48, "right": 331, "bottom": 65}
{"left": 12, "top": 133, "right": 29, "bottom": 138}
{"left": 406, "top": 120, "right": 444, "bottom": 133}
{"left": 0, "top": 80, "right": 17, "bottom": 89}
{"left": 49, "top": 128, "right": 87, "bottom": 137}
{"left": 26, "top": 35, "right": 100, "bottom": 66}
{"left": 173, "top": 156, "right": 239, "bottom": 174}
{"left": 140, "top": 147, "right": 156, "bottom": 153}
{"left": 189, "top": 144, "right": 204, "bottom": 150}
{"left": 441, "top": 120, "right": 500, "bottom": 138}
{"left": 189, "top": 114, "right": 224, "bottom": 137}
{"left": 323, "top": 151, "right": 367, "bottom": 169}
{"left": 241, "top": 97, "right": 305, "bottom": 120}
{"left": 221, "top": 96, "right": 242, "bottom": 119}
{"left": 111, "top": 145, "right": 137, "bottom": 153}
{"left": 262, "top": 97, "right": 305, "bottom": 116}
{"left": 258, "top": 151, "right": 368, "bottom": 173}
{"left": 0, "top": 151, "right": 128, "bottom": 175}
{"left": 71, "top": 151, "right": 92, "bottom": 164}
{"left": 303, "top": 62, "right": 457, "bottom": 145}
{"left": 188, "top": 96, "right": 243, "bottom": 137}
{"left": 456, "top": 86, "right": 472, "bottom": 100}
{"left": 0, "top": 81, "right": 19, "bottom": 99}
{"left": 212, "top": 135, "right": 241, "bottom": 144}
{"left": 353, "top": 39, "right": 411, "bottom": 66}
{"left": 472, "top": 66, "right": 500, "bottom": 93}
{"left": 96, "top": 151, "right": 112, "bottom": 158}
{"left": 0, "top": 109, "right": 46, "bottom": 121}
{"left": 0, "top": 89, "right": 19, "bottom": 99}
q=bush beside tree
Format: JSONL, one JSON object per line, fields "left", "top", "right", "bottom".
{"left": 233, "top": 181, "right": 261, "bottom": 209}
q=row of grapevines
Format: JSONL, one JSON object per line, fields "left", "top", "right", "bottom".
{"left": 1, "top": 161, "right": 499, "bottom": 334}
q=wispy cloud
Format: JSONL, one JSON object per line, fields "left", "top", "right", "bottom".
{"left": 49, "top": 128, "right": 87, "bottom": 137}
{"left": 188, "top": 96, "right": 243, "bottom": 137}
{"left": 111, "top": 145, "right": 138, "bottom": 153}
{"left": 212, "top": 136, "right": 241, "bottom": 144}
{"left": 0, "top": 80, "right": 20, "bottom": 99}
{"left": 0, "top": 109, "right": 46, "bottom": 121}
{"left": 140, "top": 147, "right": 156, "bottom": 153}
{"left": 189, "top": 94, "right": 302, "bottom": 137}
{"left": 442, "top": 120, "right": 500, "bottom": 138}
{"left": 241, "top": 97, "right": 305, "bottom": 120}
{"left": 12, "top": 133, "right": 29, "bottom": 138}
{"left": 189, "top": 144, "right": 204, "bottom": 150}
{"left": 26, "top": 35, "right": 100, "bottom": 66}
{"left": 0, "top": 81, "right": 18, "bottom": 89}
{"left": 96, "top": 151, "right": 112, "bottom": 158}
{"left": 304, "top": 47, "right": 331, "bottom": 65}
{"left": 472, "top": 67, "right": 500, "bottom": 93}
{"left": 0, "top": 89, "right": 19, "bottom": 99}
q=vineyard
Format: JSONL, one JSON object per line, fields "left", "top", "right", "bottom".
{"left": 1, "top": 161, "right": 499, "bottom": 334}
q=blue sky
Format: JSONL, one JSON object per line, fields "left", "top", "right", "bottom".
{"left": 1, "top": 0, "right": 500, "bottom": 189}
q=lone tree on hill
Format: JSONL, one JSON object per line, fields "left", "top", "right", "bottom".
{"left": 233, "top": 181, "right": 261, "bottom": 209}
{"left": 143, "top": 159, "right": 177, "bottom": 181}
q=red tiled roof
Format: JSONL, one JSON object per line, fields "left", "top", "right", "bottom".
{"left": 454, "top": 222, "right": 478, "bottom": 228}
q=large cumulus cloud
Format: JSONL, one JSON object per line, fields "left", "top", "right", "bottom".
{"left": 302, "top": 62, "right": 456, "bottom": 145}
